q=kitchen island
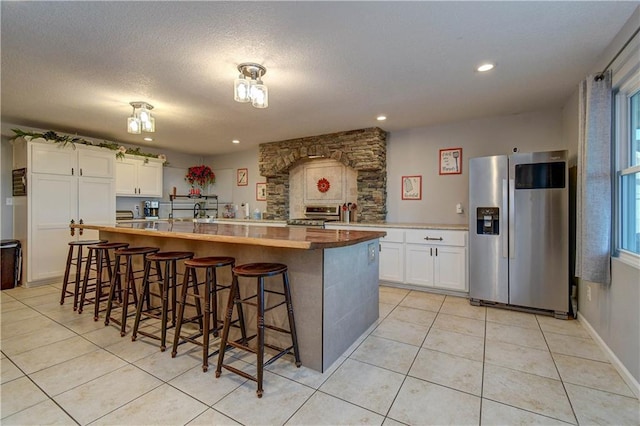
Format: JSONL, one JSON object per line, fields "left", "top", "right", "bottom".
{"left": 71, "top": 221, "right": 385, "bottom": 372}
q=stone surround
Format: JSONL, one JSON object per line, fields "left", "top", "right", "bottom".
{"left": 259, "top": 127, "right": 387, "bottom": 222}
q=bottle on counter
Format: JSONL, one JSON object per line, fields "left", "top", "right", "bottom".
{"left": 253, "top": 208, "right": 261, "bottom": 220}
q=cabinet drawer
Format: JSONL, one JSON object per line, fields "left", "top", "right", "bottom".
{"left": 405, "top": 229, "right": 466, "bottom": 247}
{"left": 376, "top": 228, "right": 404, "bottom": 243}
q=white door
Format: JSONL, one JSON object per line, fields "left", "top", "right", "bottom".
{"left": 405, "top": 244, "right": 434, "bottom": 287}
{"left": 78, "top": 148, "right": 114, "bottom": 178}
{"left": 30, "top": 142, "right": 75, "bottom": 176}
{"left": 78, "top": 177, "right": 115, "bottom": 225}
{"left": 115, "top": 158, "right": 138, "bottom": 195}
{"left": 379, "top": 241, "right": 404, "bottom": 283}
{"left": 137, "top": 160, "right": 163, "bottom": 197}
{"left": 29, "top": 173, "right": 77, "bottom": 281}
{"left": 434, "top": 246, "right": 467, "bottom": 291}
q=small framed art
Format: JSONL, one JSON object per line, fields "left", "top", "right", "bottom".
{"left": 439, "top": 148, "right": 463, "bottom": 175}
{"left": 401, "top": 175, "right": 422, "bottom": 200}
{"left": 237, "top": 168, "right": 248, "bottom": 186}
{"left": 256, "top": 182, "right": 267, "bottom": 201}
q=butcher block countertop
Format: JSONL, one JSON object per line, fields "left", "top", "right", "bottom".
{"left": 71, "top": 221, "right": 385, "bottom": 250}
{"left": 327, "top": 222, "right": 469, "bottom": 231}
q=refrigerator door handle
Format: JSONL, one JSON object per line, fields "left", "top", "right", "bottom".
{"left": 508, "top": 178, "right": 515, "bottom": 259}
{"left": 502, "top": 179, "right": 509, "bottom": 258}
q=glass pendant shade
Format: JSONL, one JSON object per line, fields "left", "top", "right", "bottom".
{"left": 142, "top": 116, "right": 155, "bottom": 132}
{"left": 234, "top": 75, "right": 251, "bottom": 103}
{"left": 251, "top": 81, "right": 268, "bottom": 108}
{"left": 138, "top": 107, "right": 151, "bottom": 124}
{"left": 127, "top": 116, "right": 141, "bottom": 134}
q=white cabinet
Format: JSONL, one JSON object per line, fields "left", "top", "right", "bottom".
{"left": 405, "top": 230, "right": 467, "bottom": 292}
{"left": 16, "top": 140, "right": 115, "bottom": 285}
{"left": 115, "top": 156, "right": 163, "bottom": 197}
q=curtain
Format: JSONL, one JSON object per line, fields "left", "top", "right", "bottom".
{"left": 575, "top": 72, "right": 612, "bottom": 285}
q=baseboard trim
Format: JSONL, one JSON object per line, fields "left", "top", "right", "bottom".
{"left": 578, "top": 312, "right": 640, "bottom": 399}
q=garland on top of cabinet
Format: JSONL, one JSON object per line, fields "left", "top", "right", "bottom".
{"left": 9, "top": 129, "right": 168, "bottom": 165}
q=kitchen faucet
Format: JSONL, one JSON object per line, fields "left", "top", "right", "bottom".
{"left": 193, "top": 203, "right": 201, "bottom": 218}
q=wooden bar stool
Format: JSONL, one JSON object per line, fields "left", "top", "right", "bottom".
{"left": 215, "top": 262, "right": 301, "bottom": 398}
{"left": 60, "top": 239, "right": 107, "bottom": 310}
{"left": 78, "top": 242, "right": 129, "bottom": 320}
{"left": 104, "top": 247, "right": 160, "bottom": 336}
{"left": 171, "top": 256, "right": 248, "bottom": 372}
{"left": 131, "top": 251, "right": 194, "bottom": 351}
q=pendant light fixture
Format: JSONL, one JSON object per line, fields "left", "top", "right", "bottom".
{"left": 127, "top": 101, "right": 155, "bottom": 134}
{"left": 234, "top": 63, "right": 268, "bottom": 108}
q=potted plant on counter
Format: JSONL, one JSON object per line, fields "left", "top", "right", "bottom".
{"left": 185, "top": 165, "right": 215, "bottom": 195}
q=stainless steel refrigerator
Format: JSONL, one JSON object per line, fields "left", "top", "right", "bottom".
{"left": 469, "top": 150, "right": 569, "bottom": 318}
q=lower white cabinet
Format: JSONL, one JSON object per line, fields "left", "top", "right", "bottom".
{"left": 379, "top": 241, "right": 404, "bottom": 282}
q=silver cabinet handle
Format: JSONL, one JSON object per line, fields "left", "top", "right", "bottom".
{"left": 71, "top": 167, "right": 74, "bottom": 176}
{"left": 430, "top": 247, "right": 433, "bottom": 256}
{"left": 435, "top": 248, "right": 438, "bottom": 256}
{"left": 80, "top": 168, "right": 83, "bottom": 176}
{"left": 424, "top": 236, "right": 443, "bottom": 241}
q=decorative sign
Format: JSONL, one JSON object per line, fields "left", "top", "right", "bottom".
{"left": 402, "top": 175, "right": 422, "bottom": 200}
{"left": 317, "top": 177, "right": 330, "bottom": 193}
{"left": 439, "top": 148, "right": 463, "bottom": 175}
{"left": 256, "top": 182, "right": 267, "bottom": 201}
{"left": 237, "top": 168, "right": 248, "bottom": 186}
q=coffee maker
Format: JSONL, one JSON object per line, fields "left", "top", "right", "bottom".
{"left": 143, "top": 200, "right": 159, "bottom": 219}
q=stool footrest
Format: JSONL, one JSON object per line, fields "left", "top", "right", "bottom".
{"left": 264, "top": 324, "right": 292, "bottom": 334}
{"left": 264, "top": 300, "right": 287, "bottom": 312}
{"left": 226, "top": 340, "right": 257, "bottom": 354}
{"left": 264, "top": 344, "right": 295, "bottom": 366}
{"left": 222, "top": 364, "right": 257, "bottom": 383}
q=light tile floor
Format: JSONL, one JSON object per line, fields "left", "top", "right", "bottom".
{"left": 1, "top": 283, "right": 639, "bottom": 425}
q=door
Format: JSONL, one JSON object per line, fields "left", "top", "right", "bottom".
{"left": 468, "top": 155, "right": 508, "bottom": 303}
{"left": 78, "top": 148, "right": 114, "bottom": 178}
{"left": 137, "top": 160, "right": 163, "bottom": 197}
{"left": 379, "top": 241, "right": 404, "bottom": 283}
{"left": 509, "top": 151, "right": 568, "bottom": 312}
{"left": 115, "top": 158, "right": 138, "bottom": 195}
{"left": 434, "top": 246, "right": 466, "bottom": 291}
{"left": 405, "top": 244, "right": 434, "bottom": 287}
{"left": 30, "top": 142, "right": 75, "bottom": 176}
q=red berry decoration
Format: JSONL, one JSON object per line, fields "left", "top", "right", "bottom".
{"left": 317, "top": 178, "right": 330, "bottom": 193}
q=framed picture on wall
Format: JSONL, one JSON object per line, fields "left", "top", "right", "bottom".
{"left": 401, "top": 175, "right": 422, "bottom": 200}
{"left": 256, "top": 182, "right": 267, "bottom": 201}
{"left": 237, "top": 168, "right": 248, "bottom": 186}
{"left": 439, "top": 148, "right": 463, "bottom": 175}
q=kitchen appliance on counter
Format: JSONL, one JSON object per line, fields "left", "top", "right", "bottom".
{"left": 287, "top": 205, "right": 341, "bottom": 228}
{"left": 143, "top": 200, "right": 159, "bottom": 219}
{"left": 116, "top": 210, "right": 135, "bottom": 222}
{"left": 469, "top": 150, "right": 569, "bottom": 318}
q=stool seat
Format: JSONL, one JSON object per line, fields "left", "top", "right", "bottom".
{"left": 115, "top": 246, "right": 159, "bottom": 256}
{"left": 69, "top": 239, "right": 107, "bottom": 246}
{"left": 185, "top": 256, "right": 235, "bottom": 268}
{"left": 88, "top": 242, "right": 129, "bottom": 250}
{"left": 233, "top": 263, "right": 287, "bottom": 277}
{"left": 147, "top": 251, "right": 195, "bottom": 262}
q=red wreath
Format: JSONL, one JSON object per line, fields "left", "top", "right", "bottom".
{"left": 317, "top": 178, "right": 330, "bottom": 193}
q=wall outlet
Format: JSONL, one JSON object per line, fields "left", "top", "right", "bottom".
{"left": 587, "top": 284, "right": 592, "bottom": 302}
{"left": 367, "top": 242, "right": 376, "bottom": 264}
{"left": 456, "top": 203, "right": 463, "bottom": 214}
{"left": 6, "top": 197, "right": 13, "bottom": 206}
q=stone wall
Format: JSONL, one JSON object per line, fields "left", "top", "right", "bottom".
{"left": 259, "top": 127, "right": 387, "bottom": 222}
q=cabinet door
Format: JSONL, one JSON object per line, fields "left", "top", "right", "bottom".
{"left": 78, "top": 177, "right": 115, "bottom": 225}
{"left": 30, "top": 142, "right": 75, "bottom": 176}
{"left": 115, "top": 158, "right": 138, "bottom": 196}
{"left": 29, "top": 173, "right": 77, "bottom": 282}
{"left": 379, "top": 241, "right": 404, "bottom": 282}
{"left": 78, "top": 148, "right": 114, "bottom": 178}
{"left": 405, "top": 243, "right": 435, "bottom": 287}
{"left": 434, "top": 246, "right": 467, "bottom": 291}
{"left": 137, "top": 160, "right": 163, "bottom": 197}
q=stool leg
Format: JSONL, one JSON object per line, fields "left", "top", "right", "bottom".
{"left": 72, "top": 245, "right": 85, "bottom": 311}
{"left": 78, "top": 248, "right": 95, "bottom": 314}
{"left": 201, "top": 267, "right": 211, "bottom": 371}
{"left": 131, "top": 259, "right": 153, "bottom": 341}
{"left": 283, "top": 271, "right": 301, "bottom": 367}
{"left": 256, "top": 276, "right": 265, "bottom": 398}
{"left": 159, "top": 260, "right": 173, "bottom": 351}
{"left": 122, "top": 255, "right": 140, "bottom": 337}
{"left": 94, "top": 250, "right": 108, "bottom": 321}
{"left": 171, "top": 266, "right": 192, "bottom": 358}
{"left": 211, "top": 267, "right": 219, "bottom": 337}
{"left": 215, "top": 274, "right": 239, "bottom": 378}
{"left": 104, "top": 254, "right": 122, "bottom": 326}
{"left": 60, "top": 245, "right": 74, "bottom": 305}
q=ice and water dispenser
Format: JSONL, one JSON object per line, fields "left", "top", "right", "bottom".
{"left": 476, "top": 207, "right": 499, "bottom": 235}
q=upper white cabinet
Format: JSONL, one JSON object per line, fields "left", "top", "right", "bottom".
{"left": 30, "top": 141, "right": 114, "bottom": 178}
{"left": 115, "top": 155, "right": 163, "bottom": 197}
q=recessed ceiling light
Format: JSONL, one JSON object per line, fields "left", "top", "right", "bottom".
{"left": 477, "top": 63, "right": 495, "bottom": 72}
{"left": 376, "top": 115, "right": 387, "bottom": 121}
{"left": 143, "top": 137, "right": 153, "bottom": 141}
{"left": 232, "top": 139, "right": 240, "bottom": 144}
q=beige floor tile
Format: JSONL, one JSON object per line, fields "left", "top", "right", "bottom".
{"left": 4, "top": 285, "right": 59, "bottom": 300}
{"left": 170, "top": 359, "right": 250, "bottom": 406}
{"left": 1, "top": 399, "right": 76, "bottom": 425}
{"left": 187, "top": 408, "right": 241, "bottom": 425}
{"left": 388, "top": 376, "right": 481, "bottom": 425}
{"left": 553, "top": 353, "right": 635, "bottom": 397}
{"left": 0, "top": 376, "right": 49, "bottom": 419}
{"left": 480, "top": 399, "right": 570, "bottom": 425}
{"left": 486, "top": 321, "right": 546, "bottom": 350}
{"left": 19, "top": 292, "right": 61, "bottom": 307}
{"left": 372, "top": 316, "right": 431, "bottom": 346}
{"left": 1, "top": 357, "right": 24, "bottom": 384}
{"left": 483, "top": 364, "right": 576, "bottom": 424}
{"left": 565, "top": 383, "right": 640, "bottom": 426}
{"left": 214, "top": 370, "right": 314, "bottom": 425}
{"left": 486, "top": 307, "right": 540, "bottom": 329}
{"left": 0, "top": 315, "right": 58, "bottom": 341}
{"left": 440, "top": 295, "right": 486, "bottom": 321}
{"left": 0, "top": 292, "right": 17, "bottom": 303}
{"left": 319, "top": 359, "right": 405, "bottom": 415}
{"left": 53, "top": 364, "right": 162, "bottom": 425}
{"left": 387, "top": 305, "right": 437, "bottom": 328}
{"left": 1, "top": 299, "right": 25, "bottom": 313}
{"left": 378, "top": 302, "right": 395, "bottom": 320}
{"left": 136, "top": 343, "right": 202, "bottom": 381}
{"left": 350, "top": 335, "right": 419, "bottom": 374}
{"left": 0, "top": 307, "right": 42, "bottom": 324}
{"left": 378, "top": 286, "right": 409, "bottom": 305}
{"left": 536, "top": 315, "right": 589, "bottom": 338}
{"left": 35, "top": 301, "right": 88, "bottom": 323}
{"left": 422, "top": 327, "right": 484, "bottom": 361}
{"left": 12, "top": 335, "right": 99, "bottom": 374}
{"left": 399, "top": 290, "right": 444, "bottom": 313}
{"left": 485, "top": 339, "right": 559, "bottom": 379}
{"left": 91, "top": 383, "right": 209, "bottom": 425}
{"left": 61, "top": 313, "right": 111, "bottom": 334}
{"left": 381, "top": 418, "right": 406, "bottom": 426}
{"left": 0, "top": 322, "right": 77, "bottom": 356}
{"left": 545, "top": 331, "right": 608, "bottom": 362}
{"left": 104, "top": 336, "right": 162, "bottom": 363}
{"left": 287, "top": 391, "right": 384, "bottom": 425}
{"left": 432, "top": 312, "right": 485, "bottom": 338}
{"left": 82, "top": 325, "right": 126, "bottom": 347}
{"left": 409, "top": 348, "right": 483, "bottom": 396}
{"left": 266, "top": 354, "right": 345, "bottom": 389}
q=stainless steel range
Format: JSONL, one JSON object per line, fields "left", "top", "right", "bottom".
{"left": 287, "top": 205, "right": 340, "bottom": 228}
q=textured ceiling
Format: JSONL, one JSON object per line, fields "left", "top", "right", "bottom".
{"left": 1, "top": 2, "right": 637, "bottom": 155}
